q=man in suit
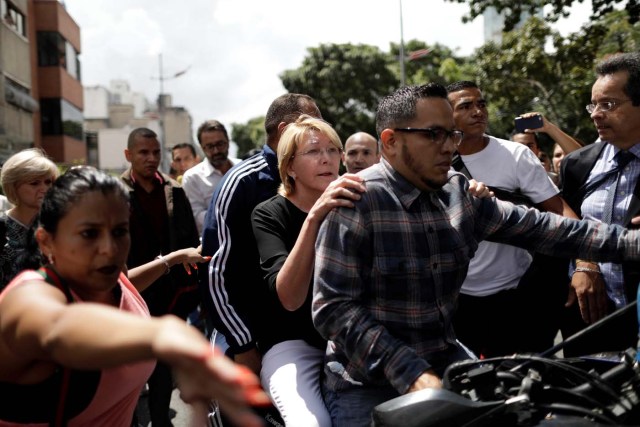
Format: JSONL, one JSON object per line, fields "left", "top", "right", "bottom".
{"left": 561, "top": 52, "right": 640, "bottom": 355}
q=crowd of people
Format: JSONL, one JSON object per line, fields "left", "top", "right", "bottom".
{"left": 1, "top": 51, "right": 640, "bottom": 427}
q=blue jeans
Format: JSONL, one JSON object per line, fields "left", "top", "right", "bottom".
{"left": 323, "top": 343, "right": 474, "bottom": 426}
{"left": 323, "top": 384, "right": 398, "bottom": 427}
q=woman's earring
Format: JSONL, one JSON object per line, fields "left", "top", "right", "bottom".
{"left": 47, "top": 253, "right": 55, "bottom": 265}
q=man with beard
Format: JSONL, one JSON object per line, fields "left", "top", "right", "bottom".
{"left": 182, "top": 120, "right": 240, "bottom": 234}
{"left": 311, "top": 84, "right": 640, "bottom": 426}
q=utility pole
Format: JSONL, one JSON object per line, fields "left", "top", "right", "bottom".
{"left": 399, "top": 0, "right": 406, "bottom": 87}
{"left": 153, "top": 53, "right": 190, "bottom": 112}
{"left": 151, "top": 54, "right": 190, "bottom": 172}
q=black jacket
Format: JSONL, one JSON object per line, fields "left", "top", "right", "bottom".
{"left": 121, "top": 169, "right": 200, "bottom": 318}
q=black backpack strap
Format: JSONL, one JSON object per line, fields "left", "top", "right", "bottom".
{"left": 489, "top": 187, "right": 535, "bottom": 208}
{"left": 452, "top": 152, "right": 472, "bottom": 180}
{"left": 453, "top": 152, "right": 534, "bottom": 207}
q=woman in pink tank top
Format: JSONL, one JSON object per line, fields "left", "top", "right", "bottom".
{"left": 0, "top": 167, "right": 268, "bottom": 427}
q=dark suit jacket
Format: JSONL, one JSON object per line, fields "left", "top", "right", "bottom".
{"left": 560, "top": 141, "right": 640, "bottom": 302}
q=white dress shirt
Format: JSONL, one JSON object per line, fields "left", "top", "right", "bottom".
{"left": 182, "top": 157, "right": 240, "bottom": 234}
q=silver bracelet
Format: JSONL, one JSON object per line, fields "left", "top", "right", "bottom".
{"left": 156, "top": 255, "right": 171, "bottom": 275}
{"left": 573, "top": 266, "right": 600, "bottom": 275}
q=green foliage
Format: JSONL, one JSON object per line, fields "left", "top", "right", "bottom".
{"left": 438, "top": 57, "right": 476, "bottom": 83}
{"left": 228, "top": 7, "right": 640, "bottom": 155}
{"left": 231, "top": 116, "right": 266, "bottom": 158}
{"left": 466, "top": 12, "right": 639, "bottom": 148}
{"left": 279, "top": 43, "right": 398, "bottom": 140}
{"left": 445, "top": 0, "right": 638, "bottom": 32}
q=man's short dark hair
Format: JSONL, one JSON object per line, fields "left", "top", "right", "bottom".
{"left": 510, "top": 130, "right": 540, "bottom": 144}
{"left": 446, "top": 80, "right": 479, "bottom": 95}
{"left": 264, "top": 93, "right": 316, "bottom": 139}
{"left": 171, "top": 143, "right": 197, "bottom": 158}
{"left": 595, "top": 52, "right": 640, "bottom": 106}
{"left": 127, "top": 127, "right": 157, "bottom": 149}
{"left": 375, "top": 83, "right": 448, "bottom": 137}
{"left": 196, "top": 120, "right": 228, "bottom": 144}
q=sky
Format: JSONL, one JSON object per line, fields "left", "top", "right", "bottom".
{"left": 62, "top": 0, "right": 593, "bottom": 142}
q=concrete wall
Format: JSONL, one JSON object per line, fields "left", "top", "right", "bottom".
{"left": 84, "top": 85, "right": 109, "bottom": 119}
{"left": 0, "top": 0, "right": 34, "bottom": 161}
{"left": 108, "top": 104, "right": 134, "bottom": 129}
{"left": 98, "top": 120, "right": 161, "bottom": 173}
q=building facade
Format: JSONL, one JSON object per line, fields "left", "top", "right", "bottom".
{"left": 84, "top": 83, "right": 192, "bottom": 174}
{"left": 0, "top": 0, "right": 36, "bottom": 161}
{"left": 0, "top": 0, "right": 83, "bottom": 165}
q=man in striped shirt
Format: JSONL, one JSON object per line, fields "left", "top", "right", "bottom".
{"left": 312, "top": 83, "right": 640, "bottom": 427}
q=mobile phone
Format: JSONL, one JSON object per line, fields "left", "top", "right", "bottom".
{"left": 514, "top": 114, "right": 543, "bottom": 133}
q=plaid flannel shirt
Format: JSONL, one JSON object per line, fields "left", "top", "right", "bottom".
{"left": 312, "top": 158, "right": 640, "bottom": 394}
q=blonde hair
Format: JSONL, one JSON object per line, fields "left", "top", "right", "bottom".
{"left": 277, "top": 115, "right": 342, "bottom": 197}
{"left": 1, "top": 148, "right": 59, "bottom": 205}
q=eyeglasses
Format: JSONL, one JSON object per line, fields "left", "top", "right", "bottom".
{"left": 202, "top": 141, "right": 227, "bottom": 151}
{"left": 585, "top": 99, "right": 631, "bottom": 114}
{"left": 294, "top": 146, "right": 342, "bottom": 159}
{"left": 394, "top": 127, "right": 464, "bottom": 146}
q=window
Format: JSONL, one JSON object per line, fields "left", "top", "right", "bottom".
{"left": 37, "top": 31, "right": 82, "bottom": 81}
{"left": 41, "top": 98, "right": 83, "bottom": 140}
{"left": 37, "top": 32, "right": 65, "bottom": 67}
{"left": 1, "top": 0, "right": 26, "bottom": 37}
{"left": 4, "top": 78, "right": 38, "bottom": 112}
{"left": 65, "top": 40, "right": 80, "bottom": 80}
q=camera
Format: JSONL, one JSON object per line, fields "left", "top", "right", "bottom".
{"left": 514, "top": 114, "right": 543, "bottom": 133}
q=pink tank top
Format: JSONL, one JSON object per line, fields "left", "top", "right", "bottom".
{"left": 0, "top": 271, "right": 156, "bottom": 426}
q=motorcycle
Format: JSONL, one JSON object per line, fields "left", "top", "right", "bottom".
{"left": 372, "top": 302, "right": 640, "bottom": 427}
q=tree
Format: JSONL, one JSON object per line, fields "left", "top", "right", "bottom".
{"left": 279, "top": 43, "right": 398, "bottom": 140}
{"left": 464, "top": 16, "right": 606, "bottom": 147}
{"left": 445, "top": 0, "right": 640, "bottom": 31}
{"left": 231, "top": 116, "right": 265, "bottom": 158}
{"left": 462, "top": 8, "right": 640, "bottom": 149}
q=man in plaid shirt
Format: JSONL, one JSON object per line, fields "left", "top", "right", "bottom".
{"left": 312, "top": 83, "right": 640, "bottom": 427}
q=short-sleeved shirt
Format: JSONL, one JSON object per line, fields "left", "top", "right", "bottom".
{"left": 459, "top": 136, "right": 559, "bottom": 296}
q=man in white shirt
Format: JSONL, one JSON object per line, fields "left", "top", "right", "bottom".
{"left": 446, "top": 81, "right": 578, "bottom": 357}
{"left": 182, "top": 120, "right": 240, "bottom": 234}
